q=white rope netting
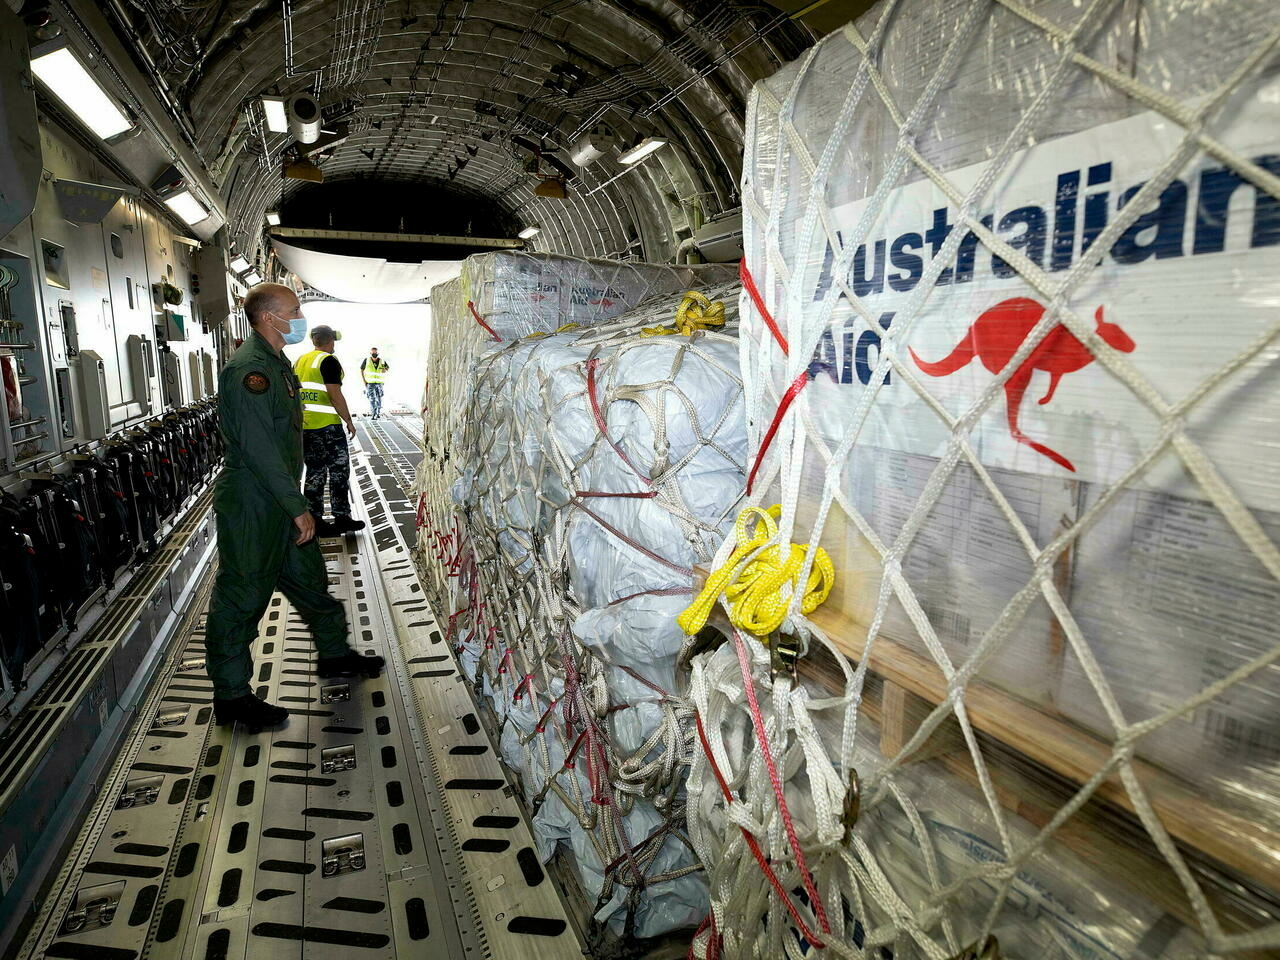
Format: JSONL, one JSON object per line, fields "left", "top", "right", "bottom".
{"left": 689, "top": 0, "right": 1280, "bottom": 957}
{"left": 413, "top": 255, "right": 740, "bottom": 937}
{"left": 447, "top": 283, "right": 744, "bottom": 937}
{"left": 415, "top": 253, "right": 736, "bottom": 591}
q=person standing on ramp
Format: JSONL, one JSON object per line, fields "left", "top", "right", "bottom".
{"left": 361, "top": 346, "right": 389, "bottom": 419}
{"left": 206, "top": 284, "right": 383, "bottom": 728}
{"left": 295, "top": 325, "right": 366, "bottom": 536}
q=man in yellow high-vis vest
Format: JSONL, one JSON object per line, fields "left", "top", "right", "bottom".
{"left": 294, "top": 325, "right": 366, "bottom": 536}
{"left": 360, "top": 346, "right": 389, "bottom": 418}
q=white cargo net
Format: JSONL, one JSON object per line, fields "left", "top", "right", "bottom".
{"left": 689, "top": 0, "right": 1280, "bottom": 958}
{"left": 433, "top": 284, "right": 746, "bottom": 938}
{"left": 415, "top": 253, "right": 737, "bottom": 596}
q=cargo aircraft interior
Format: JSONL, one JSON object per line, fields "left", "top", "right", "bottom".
{"left": 0, "top": 1, "right": 1278, "bottom": 959}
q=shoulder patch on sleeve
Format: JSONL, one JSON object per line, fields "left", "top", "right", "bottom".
{"left": 243, "top": 371, "right": 270, "bottom": 394}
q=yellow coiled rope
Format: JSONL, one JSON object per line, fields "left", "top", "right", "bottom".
{"left": 678, "top": 505, "right": 835, "bottom": 640}
{"left": 641, "top": 290, "right": 726, "bottom": 337}
{"left": 528, "top": 322, "right": 582, "bottom": 339}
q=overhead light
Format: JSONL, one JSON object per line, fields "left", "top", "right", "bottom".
{"left": 229, "top": 255, "right": 251, "bottom": 273}
{"left": 261, "top": 95, "right": 288, "bottom": 133}
{"left": 30, "top": 40, "right": 133, "bottom": 141}
{"left": 163, "top": 188, "right": 209, "bottom": 226}
{"left": 266, "top": 210, "right": 281, "bottom": 226}
{"left": 617, "top": 137, "right": 667, "bottom": 165}
{"left": 244, "top": 271, "right": 263, "bottom": 285}
{"left": 518, "top": 225, "right": 540, "bottom": 240}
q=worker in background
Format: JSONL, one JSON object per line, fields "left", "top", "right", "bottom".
{"left": 361, "top": 346, "right": 389, "bottom": 418}
{"left": 206, "top": 284, "right": 383, "bottom": 729}
{"left": 296, "top": 325, "right": 366, "bottom": 536}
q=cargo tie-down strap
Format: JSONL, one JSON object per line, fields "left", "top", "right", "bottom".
{"left": 738, "top": 259, "right": 809, "bottom": 496}
{"left": 467, "top": 300, "right": 503, "bottom": 342}
{"left": 680, "top": 505, "right": 840, "bottom": 954}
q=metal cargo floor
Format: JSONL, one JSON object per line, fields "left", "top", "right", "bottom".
{"left": 16, "top": 415, "right": 581, "bottom": 960}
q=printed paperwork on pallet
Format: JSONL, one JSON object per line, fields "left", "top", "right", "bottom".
{"left": 689, "top": 0, "right": 1280, "bottom": 957}
{"left": 447, "top": 281, "right": 746, "bottom": 938}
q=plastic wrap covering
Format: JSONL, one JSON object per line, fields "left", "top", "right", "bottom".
{"left": 416, "top": 274, "right": 468, "bottom": 615}
{"left": 461, "top": 251, "right": 737, "bottom": 340}
{"left": 446, "top": 281, "right": 746, "bottom": 939}
{"left": 414, "top": 253, "right": 736, "bottom": 618}
{"left": 689, "top": 0, "right": 1280, "bottom": 956}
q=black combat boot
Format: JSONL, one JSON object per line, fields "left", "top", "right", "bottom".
{"left": 214, "top": 694, "right": 289, "bottom": 729}
{"left": 317, "top": 649, "right": 385, "bottom": 678}
{"left": 330, "top": 515, "right": 366, "bottom": 533}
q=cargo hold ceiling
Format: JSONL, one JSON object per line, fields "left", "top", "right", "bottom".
{"left": 79, "top": 0, "right": 829, "bottom": 268}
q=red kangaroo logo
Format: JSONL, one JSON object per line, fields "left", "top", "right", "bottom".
{"left": 908, "top": 297, "right": 1136, "bottom": 472}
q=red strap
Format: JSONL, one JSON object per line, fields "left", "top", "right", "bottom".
{"left": 694, "top": 711, "right": 826, "bottom": 949}
{"left": 573, "top": 500, "right": 692, "bottom": 577}
{"left": 606, "top": 586, "right": 692, "bottom": 607}
{"left": 467, "top": 300, "right": 502, "bottom": 342}
{"left": 574, "top": 489, "right": 657, "bottom": 499}
{"left": 613, "top": 662, "right": 671, "bottom": 698}
{"left": 585, "top": 358, "right": 651, "bottom": 484}
{"left": 449, "top": 538, "right": 466, "bottom": 574}
{"left": 512, "top": 673, "right": 535, "bottom": 703}
{"left": 564, "top": 728, "right": 589, "bottom": 768}
{"left": 534, "top": 695, "right": 559, "bottom": 733}
{"left": 746, "top": 370, "right": 808, "bottom": 495}
{"left": 740, "top": 258, "right": 788, "bottom": 355}
{"left": 688, "top": 911, "right": 723, "bottom": 960}
{"left": 690, "top": 915, "right": 711, "bottom": 960}
{"left": 603, "top": 818, "right": 673, "bottom": 876}
{"left": 741, "top": 257, "right": 806, "bottom": 496}
{"left": 732, "top": 631, "right": 831, "bottom": 934}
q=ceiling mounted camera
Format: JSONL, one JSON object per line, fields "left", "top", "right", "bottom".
{"left": 570, "top": 123, "right": 614, "bottom": 167}
{"left": 287, "top": 92, "right": 321, "bottom": 144}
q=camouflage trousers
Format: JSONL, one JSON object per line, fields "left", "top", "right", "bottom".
{"left": 303, "top": 423, "right": 351, "bottom": 518}
{"left": 365, "top": 382, "right": 384, "bottom": 417}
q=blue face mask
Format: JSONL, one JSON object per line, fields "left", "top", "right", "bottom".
{"left": 268, "top": 311, "right": 308, "bottom": 345}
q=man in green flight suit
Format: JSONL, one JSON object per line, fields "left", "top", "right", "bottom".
{"left": 206, "top": 282, "right": 383, "bottom": 728}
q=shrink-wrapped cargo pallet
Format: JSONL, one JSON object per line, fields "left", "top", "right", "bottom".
{"left": 414, "top": 253, "right": 735, "bottom": 614}
{"left": 416, "top": 274, "right": 468, "bottom": 607}
{"left": 448, "top": 281, "right": 745, "bottom": 938}
{"left": 689, "top": 0, "right": 1280, "bottom": 957}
